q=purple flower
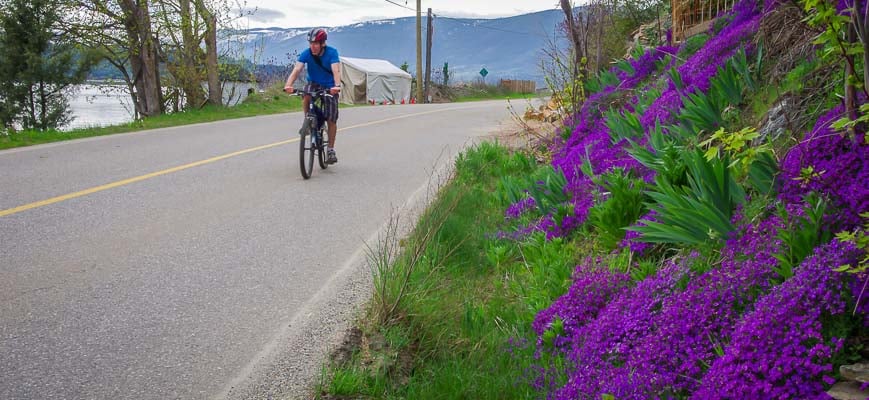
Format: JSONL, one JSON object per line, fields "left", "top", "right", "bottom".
{"left": 777, "top": 103, "right": 869, "bottom": 230}
{"left": 617, "top": 46, "right": 680, "bottom": 89}
{"left": 533, "top": 260, "right": 632, "bottom": 348}
{"left": 550, "top": 257, "right": 693, "bottom": 398}
{"left": 619, "top": 210, "right": 659, "bottom": 256}
{"left": 505, "top": 197, "right": 537, "bottom": 220}
{"left": 694, "top": 240, "right": 862, "bottom": 399}
{"left": 642, "top": 0, "right": 760, "bottom": 130}
{"left": 518, "top": 0, "right": 866, "bottom": 397}
{"left": 626, "top": 215, "right": 783, "bottom": 395}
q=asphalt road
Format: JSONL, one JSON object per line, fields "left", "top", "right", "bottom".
{"left": 0, "top": 100, "right": 517, "bottom": 399}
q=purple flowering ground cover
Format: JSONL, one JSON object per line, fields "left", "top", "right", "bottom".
{"left": 509, "top": 0, "right": 869, "bottom": 397}
{"left": 694, "top": 240, "right": 863, "bottom": 399}
{"left": 536, "top": 0, "right": 762, "bottom": 240}
{"left": 639, "top": 2, "right": 761, "bottom": 131}
{"left": 777, "top": 103, "right": 869, "bottom": 230}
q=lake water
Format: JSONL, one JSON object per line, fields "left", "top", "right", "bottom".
{"left": 66, "top": 82, "right": 255, "bottom": 130}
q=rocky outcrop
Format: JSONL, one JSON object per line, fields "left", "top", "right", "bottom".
{"left": 828, "top": 363, "right": 869, "bottom": 400}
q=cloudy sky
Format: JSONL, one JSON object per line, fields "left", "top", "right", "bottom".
{"left": 237, "top": 0, "right": 561, "bottom": 29}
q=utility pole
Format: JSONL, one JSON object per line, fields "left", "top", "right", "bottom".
{"left": 425, "top": 8, "right": 433, "bottom": 103}
{"left": 416, "top": 0, "right": 423, "bottom": 102}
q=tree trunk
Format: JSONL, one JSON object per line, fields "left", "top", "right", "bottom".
{"left": 595, "top": 4, "right": 604, "bottom": 72}
{"left": 178, "top": 0, "right": 205, "bottom": 108}
{"left": 199, "top": 4, "right": 221, "bottom": 106}
{"left": 845, "top": 23, "right": 858, "bottom": 122}
{"left": 39, "top": 81, "right": 47, "bottom": 131}
{"left": 120, "top": 0, "right": 162, "bottom": 117}
{"left": 560, "top": 0, "right": 585, "bottom": 71}
{"left": 855, "top": 10, "right": 869, "bottom": 100}
{"left": 560, "top": 0, "right": 586, "bottom": 116}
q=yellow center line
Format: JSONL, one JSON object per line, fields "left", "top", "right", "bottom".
{"left": 0, "top": 107, "right": 462, "bottom": 218}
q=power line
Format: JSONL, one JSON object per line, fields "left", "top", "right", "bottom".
{"left": 384, "top": 0, "right": 415, "bottom": 12}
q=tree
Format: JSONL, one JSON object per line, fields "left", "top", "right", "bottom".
{"left": 60, "top": 0, "right": 164, "bottom": 118}
{"left": 560, "top": 0, "right": 587, "bottom": 76}
{"left": 0, "top": 9, "right": 21, "bottom": 129}
{"left": 118, "top": 0, "right": 163, "bottom": 117}
{"left": 195, "top": 0, "right": 221, "bottom": 106}
{"left": 803, "top": 0, "right": 869, "bottom": 125}
{"left": 153, "top": 0, "right": 223, "bottom": 109}
{"left": 65, "top": 0, "right": 250, "bottom": 117}
{"left": 0, "top": 0, "right": 95, "bottom": 130}
{"left": 558, "top": 0, "right": 589, "bottom": 117}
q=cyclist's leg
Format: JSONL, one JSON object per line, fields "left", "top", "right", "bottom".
{"left": 302, "top": 82, "right": 320, "bottom": 117}
{"left": 327, "top": 119, "right": 337, "bottom": 148}
{"left": 298, "top": 94, "right": 314, "bottom": 135}
{"left": 324, "top": 94, "right": 339, "bottom": 148}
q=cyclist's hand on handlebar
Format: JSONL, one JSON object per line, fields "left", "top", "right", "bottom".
{"left": 284, "top": 86, "right": 295, "bottom": 94}
{"left": 329, "top": 86, "right": 341, "bottom": 95}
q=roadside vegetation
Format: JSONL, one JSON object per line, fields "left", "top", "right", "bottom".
{"left": 315, "top": 142, "right": 586, "bottom": 399}
{"left": 0, "top": 93, "right": 304, "bottom": 150}
{"left": 316, "top": 0, "right": 868, "bottom": 398}
{"left": 434, "top": 81, "right": 539, "bottom": 103}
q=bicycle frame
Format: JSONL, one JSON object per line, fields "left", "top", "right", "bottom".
{"left": 294, "top": 89, "right": 332, "bottom": 179}
{"left": 300, "top": 89, "right": 331, "bottom": 131}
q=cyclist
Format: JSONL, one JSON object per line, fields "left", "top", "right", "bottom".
{"left": 284, "top": 28, "right": 342, "bottom": 164}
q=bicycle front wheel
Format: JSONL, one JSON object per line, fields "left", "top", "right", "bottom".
{"left": 317, "top": 128, "right": 329, "bottom": 169}
{"left": 300, "top": 127, "right": 315, "bottom": 179}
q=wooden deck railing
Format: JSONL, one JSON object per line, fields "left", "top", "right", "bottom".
{"left": 672, "top": 0, "right": 737, "bottom": 41}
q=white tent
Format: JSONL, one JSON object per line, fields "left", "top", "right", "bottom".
{"left": 339, "top": 57, "right": 412, "bottom": 105}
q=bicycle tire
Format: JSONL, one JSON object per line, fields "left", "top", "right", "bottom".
{"left": 317, "top": 129, "right": 328, "bottom": 169}
{"left": 300, "top": 127, "right": 315, "bottom": 179}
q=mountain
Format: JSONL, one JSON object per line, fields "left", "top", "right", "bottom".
{"left": 228, "top": 9, "right": 568, "bottom": 85}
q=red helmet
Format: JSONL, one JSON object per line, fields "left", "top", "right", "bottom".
{"left": 307, "top": 28, "right": 327, "bottom": 43}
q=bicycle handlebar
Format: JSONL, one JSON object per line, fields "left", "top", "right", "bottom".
{"left": 290, "top": 89, "right": 335, "bottom": 98}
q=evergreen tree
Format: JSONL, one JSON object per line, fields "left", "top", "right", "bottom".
{"left": 0, "top": 0, "right": 94, "bottom": 130}
{"left": 0, "top": 6, "right": 23, "bottom": 130}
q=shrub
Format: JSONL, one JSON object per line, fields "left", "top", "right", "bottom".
{"left": 587, "top": 170, "right": 648, "bottom": 249}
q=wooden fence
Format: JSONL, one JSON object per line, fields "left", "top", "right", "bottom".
{"left": 499, "top": 79, "right": 536, "bottom": 93}
{"left": 672, "top": 0, "right": 736, "bottom": 41}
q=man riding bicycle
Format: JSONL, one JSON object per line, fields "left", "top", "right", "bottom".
{"left": 284, "top": 28, "right": 342, "bottom": 164}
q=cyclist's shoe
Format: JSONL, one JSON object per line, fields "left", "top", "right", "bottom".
{"left": 326, "top": 149, "right": 338, "bottom": 164}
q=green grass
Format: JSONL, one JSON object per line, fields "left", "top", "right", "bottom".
{"left": 0, "top": 92, "right": 305, "bottom": 150}
{"left": 453, "top": 86, "right": 536, "bottom": 103}
{"left": 455, "top": 91, "right": 535, "bottom": 102}
{"left": 316, "top": 142, "right": 589, "bottom": 399}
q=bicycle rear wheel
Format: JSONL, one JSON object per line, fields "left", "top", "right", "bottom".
{"left": 300, "top": 127, "right": 315, "bottom": 179}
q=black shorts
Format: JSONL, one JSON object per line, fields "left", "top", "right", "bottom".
{"left": 304, "top": 82, "right": 339, "bottom": 122}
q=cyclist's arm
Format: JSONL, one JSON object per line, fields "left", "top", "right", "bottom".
{"left": 284, "top": 62, "right": 305, "bottom": 93}
{"left": 330, "top": 62, "right": 342, "bottom": 94}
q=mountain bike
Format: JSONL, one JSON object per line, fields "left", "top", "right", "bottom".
{"left": 293, "top": 89, "right": 332, "bottom": 179}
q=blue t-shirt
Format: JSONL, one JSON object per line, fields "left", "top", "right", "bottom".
{"left": 298, "top": 46, "right": 339, "bottom": 87}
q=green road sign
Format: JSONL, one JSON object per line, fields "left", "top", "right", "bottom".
{"left": 480, "top": 68, "right": 488, "bottom": 77}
